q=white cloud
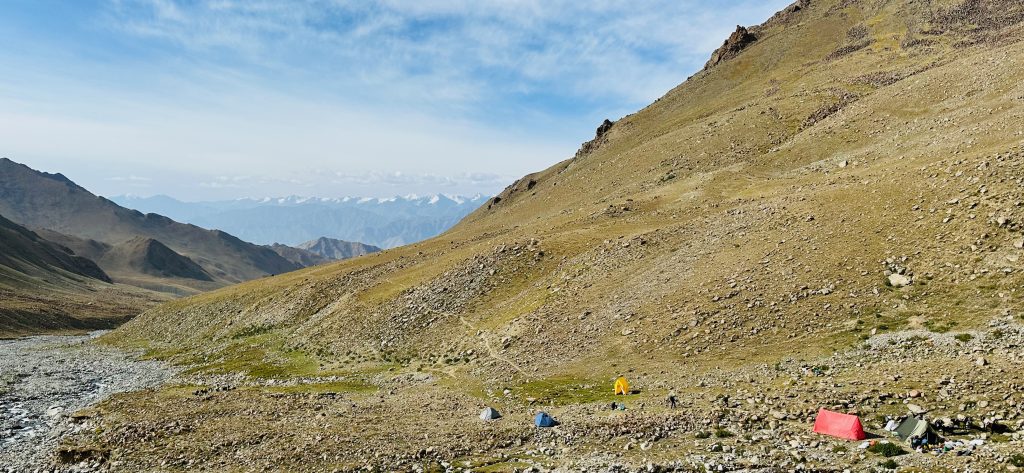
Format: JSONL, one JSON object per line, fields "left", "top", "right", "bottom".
{"left": 100, "top": 0, "right": 794, "bottom": 106}
{"left": 0, "top": 1, "right": 795, "bottom": 200}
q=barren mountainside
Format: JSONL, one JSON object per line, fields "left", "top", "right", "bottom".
{"left": 0, "top": 158, "right": 302, "bottom": 294}
{"left": 0, "top": 214, "right": 165, "bottom": 337}
{"left": 90, "top": 0, "right": 1024, "bottom": 470}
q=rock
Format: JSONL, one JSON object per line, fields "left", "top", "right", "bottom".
{"left": 705, "top": 25, "right": 758, "bottom": 69}
{"left": 908, "top": 404, "right": 927, "bottom": 415}
{"left": 888, "top": 274, "right": 912, "bottom": 287}
{"left": 909, "top": 390, "right": 922, "bottom": 398}
{"left": 976, "top": 357, "right": 988, "bottom": 367}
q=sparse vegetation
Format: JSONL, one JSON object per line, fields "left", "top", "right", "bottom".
{"left": 868, "top": 443, "right": 907, "bottom": 458}
{"left": 954, "top": 333, "right": 973, "bottom": 343}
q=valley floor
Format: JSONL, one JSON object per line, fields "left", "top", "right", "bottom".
{"left": 0, "top": 333, "right": 175, "bottom": 472}
{"left": 46, "top": 319, "right": 1024, "bottom": 472}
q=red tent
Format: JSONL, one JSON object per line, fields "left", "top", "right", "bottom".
{"left": 812, "top": 408, "right": 866, "bottom": 440}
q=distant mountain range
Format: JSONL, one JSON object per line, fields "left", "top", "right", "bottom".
{"left": 0, "top": 158, "right": 302, "bottom": 296}
{"left": 267, "top": 238, "right": 381, "bottom": 267}
{"left": 109, "top": 194, "right": 490, "bottom": 248}
{"left": 296, "top": 237, "right": 381, "bottom": 260}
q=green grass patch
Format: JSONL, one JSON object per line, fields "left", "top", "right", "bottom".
{"left": 1010, "top": 453, "right": 1024, "bottom": 467}
{"left": 695, "top": 431, "right": 712, "bottom": 439}
{"left": 188, "top": 334, "right": 319, "bottom": 379}
{"left": 517, "top": 376, "right": 620, "bottom": 406}
{"left": 714, "top": 428, "right": 734, "bottom": 438}
{"left": 880, "top": 458, "right": 899, "bottom": 469}
{"left": 868, "top": 442, "right": 907, "bottom": 457}
{"left": 953, "top": 333, "right": 973, "bottom": 343}
{"left": 923, "top": 319, "right": 957, "bottom": 333}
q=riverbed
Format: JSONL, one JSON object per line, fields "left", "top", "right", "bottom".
{"left": 0, "top": 332, "right": 175, "bottom": 471}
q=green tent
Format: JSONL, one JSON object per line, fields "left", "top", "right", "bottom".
{"left": 894, "top": 417, "right": 939, "bottom": 444}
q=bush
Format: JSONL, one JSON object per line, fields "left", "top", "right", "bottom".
{"left": 714, "top": 429, "right": 734, "bottom": 438}
{"left": 695, "top": 431, "right": 711, "bottom": 439}
{"left": 867, "top": 442, "right": 907, "bottom": 457}
{"left": 954, "top": 333, "right": 973, "bottom": 343}
{"left": 880, "top": 458, "right": 899, "bottom": 469}
{"left": 1009, "top": 453, "right": 1024, "bottom": 467}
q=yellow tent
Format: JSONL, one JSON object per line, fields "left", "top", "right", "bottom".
{"left": 614, "top": 376, "right": 630, "bottom": 395}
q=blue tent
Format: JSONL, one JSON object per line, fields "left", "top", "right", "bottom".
{"left": 534, "top": 412, "right": 558, "bottom": 428}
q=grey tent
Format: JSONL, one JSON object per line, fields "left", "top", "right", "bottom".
{"left": 480, "top": 407, "right": 502, "bottom": 421}
{"left": 895, "top": 417, "right": 939, "bottom": 444}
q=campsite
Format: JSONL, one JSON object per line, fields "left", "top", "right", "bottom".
{"left": 4, "top": 0, "right": 1024, "bottom": 470}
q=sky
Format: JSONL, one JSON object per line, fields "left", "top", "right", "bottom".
{"left": 0, "top": 0, "right": 792, "bottom": 201}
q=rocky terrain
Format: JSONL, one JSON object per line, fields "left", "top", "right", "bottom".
{"left": 58, "top": 0, "right": 1024, "bottom": 470}
{"left": 0, "top": 332, "right": 175, "bottom": 472}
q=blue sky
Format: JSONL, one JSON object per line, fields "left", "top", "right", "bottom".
{"left": 0, "top": 0, "right": 792, "bottom": 200}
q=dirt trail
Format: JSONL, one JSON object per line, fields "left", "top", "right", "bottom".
{"left": 458, "top": 315, "right": 529, "bottom": 376}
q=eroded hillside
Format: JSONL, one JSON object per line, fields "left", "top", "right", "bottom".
{"left": 87, "top": 0, "right": 1024, "bottom": 470}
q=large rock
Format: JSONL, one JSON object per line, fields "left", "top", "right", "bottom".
{"left": 888, "top": 274, "right": 912, "bottom": 287}
{"left": 705, "top": 26, "right": 758, "bottom": 69}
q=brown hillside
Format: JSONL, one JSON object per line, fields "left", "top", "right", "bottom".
{"left": 90, "top": 0, "right": 1024, "bottom": 470}
{"left": 0, "top": 158, "right": 301, "bottom": 294}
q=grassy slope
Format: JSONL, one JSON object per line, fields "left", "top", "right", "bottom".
{"left": 108, "top": 0, "right": 1023, "bottom": 397}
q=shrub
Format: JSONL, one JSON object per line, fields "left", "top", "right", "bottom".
{"left": 1010, "top": 453, "right": 1024, "bottom": 467}
{"left": 954, "top": 333, "right": 973, "bottom": 343}
{"left": 695, "top": 431, "right": 711, "bottom": 439}
{"left": 880, "top": 458, "right": 899, "bottom": 469}
{"left": 868, "top": 442, "right": 907, "bottom": 457}
{"left": 714, "top": 429, "right": 734, "bottom": 438}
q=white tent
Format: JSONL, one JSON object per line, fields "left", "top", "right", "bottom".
{"left": 480, "top": 407, "right": 502, "bottom": 421}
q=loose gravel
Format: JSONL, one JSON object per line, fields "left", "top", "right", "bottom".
{"left": 0, "top": 331, "right": 175, "bottom": 472}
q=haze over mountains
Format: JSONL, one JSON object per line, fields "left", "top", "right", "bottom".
{"left": 110, "top": 194, "right": 490, "bottom": 249}
{"left": 0, "top": 158, "right": 303, "bottom": 296}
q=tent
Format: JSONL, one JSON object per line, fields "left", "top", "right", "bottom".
{"left": 534, "top": 412, "right": 558, "bottom": 428}
{"left": 895, "top": 417, "right": 940, "bottom": 444}
{"left": 812, "top": 409, "right": 866, "bottom": 441}
{"left": 614, "top": 376, "right": 630, "bottom": 395}
{"left": 480, "top": 407, "right": 502, "bottom": 421}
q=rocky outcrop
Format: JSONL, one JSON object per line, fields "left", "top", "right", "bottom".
{"left": 575, "top": 119, "right": 616, "bottom": 159}
{"left": 704, "top": 26, "right": 758, "bottom": 70}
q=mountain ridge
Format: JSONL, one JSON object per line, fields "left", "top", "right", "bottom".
{"left": 296, "top": 237, "right": 381, "bottom": 261}
{"left": 0, "top": 158, "right": 302, "bottom": 294}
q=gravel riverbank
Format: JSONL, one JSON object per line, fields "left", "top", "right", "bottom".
{"left": 0, "top": 332, "right": 174, "bottom": 472}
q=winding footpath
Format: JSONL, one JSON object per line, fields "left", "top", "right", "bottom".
{"left": 0, "top": 332, "right": 175, "bottom": 472}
